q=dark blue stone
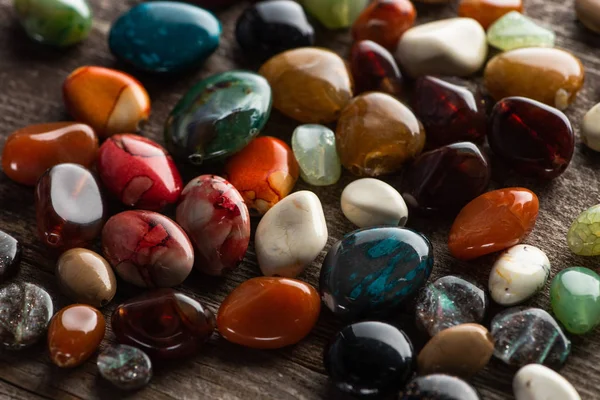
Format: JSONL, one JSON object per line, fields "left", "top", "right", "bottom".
{"left": 400, "top": 374, "right": 480, "bottom": 400}
{"left": 324, "top": 321, "right": 415, "bottom": 398}
{"left": 109, "top": 2, "right": 222, "bottom": 73}
{"left": 319, "top": 227, "right": 434, "bottom": 321}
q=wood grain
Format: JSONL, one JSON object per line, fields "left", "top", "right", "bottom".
{"left": 1, "top": 0, "right": 600, "bottom": 399}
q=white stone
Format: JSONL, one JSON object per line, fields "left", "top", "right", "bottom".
{"left": 395, "top": 18, "right": 488, "bottom": 78}
{"left": 341, "top": 178, "right": 408, "bottom": 228}
{"left": 255, "top": 191, "right": 328, "bottom": 278}
{"left": 582, "top": 102, "right": 600, "bottom": 152}
{"left": 513, "top": 364, "right": 581, "bottom": 400}
{"left": 489, "top": 244, "right": 550, "bottom": 306}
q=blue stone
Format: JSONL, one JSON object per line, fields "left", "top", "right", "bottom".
{"left": 109, "top": 2, "right": 222, "bottom": 73}
{"left": 319, "top": 227, "right": 434, "bottom": 321}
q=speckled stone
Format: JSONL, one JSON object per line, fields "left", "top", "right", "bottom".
{"left": 97, "top": 345, "right": 153, "bottom": 390}
{"left": 0, "top": 230, "right": 21, "bottom": 281}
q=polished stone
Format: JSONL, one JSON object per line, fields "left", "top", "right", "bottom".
{"left": 513, "top": 364, "right": 581, "bottom": 400}
{"left": 400, "top": 374, "right": 481, "bottom": 400}
{"left": 302, "top": 0, "right": 369, "bottom": 29}
{"left": 350, "top": 40, "right": 403, "bottom": 98}
{"left": 576, "top": 0, "right": 600, "bottom": 33}
{"left": 0, "top": 231, "right": 21, "bottom": 281}
{"left": 97, "top": 345, "right": 153, "bottom": 390}
{"left": 487, "top": 11, "right": 555, "bottom": 51}
{"left": 567, "top": 204, "right": 600, "bottom": 256}
{"left": 582, "top": 102, "right": 600, "bottom": 152}
{"left": 352, "top": 0, "right": 416, "bottom": 50}
{"left": 292, "top": 125, "right": 341, "bottom": 186}
{"left": 458, "top": 0, "right": 523, "bottom": 29}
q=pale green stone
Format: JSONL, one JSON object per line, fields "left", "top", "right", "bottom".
{"left": 567, "top": 204, "right": 600, "bottom": 256}
{"left": 301, "top": 0, "right": 368, "bottom": 29}
{"left": 292, "top": 124, "right": 341, "bottom": 186}
{"left": 487, "top": 11, "right": 555, "bottom": 51}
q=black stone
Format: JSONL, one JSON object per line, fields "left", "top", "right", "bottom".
{"left": 399, "top": 374, "right": 480, "bottom": 400}
{"left": 0, "top": 230, "right": 21, "bottom": 280}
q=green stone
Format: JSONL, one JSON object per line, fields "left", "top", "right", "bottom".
{"left": 487, "top": 11, "right": 555, "bottom": 51}
{"left": 14, "top": 0, "right": 93, "bottom": 47}
{"left": 567, "top": 204, "right": 600, "bottom": 256}
{"left": 301, "top": 0, "right": 369, "bottom": 29}
{"left": 292, "top": 124, "right": 341, "bottom": 186}
{"left": 165, "top": 70, "right": 272, "bottom": 165}
{"left": 550, "top": 267, "right": 600, "bottom": 335}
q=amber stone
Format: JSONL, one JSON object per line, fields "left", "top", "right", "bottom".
{"left": 489, "top": 97, "right": 574, "bottom": 179}
{"left": 35, "top": 163, "right": 104, "bottom": 251}
{"left": 458, "top": 0, "right": 523, "bottom": 29}
{"left": 352, "top": 0, "right": 416, "bottom": 50}
{"left": 336, "top": 92, "right": 425, "bottom": 176}
{"left": 413, "top": 76, "right": 486, "bottom": 149}
{"left": 2, "top": 122, "right": 98, "bottom": 186}
{"left": 112, "top": 289, "right": 215, "bottom": 359}
{"left": 350, "top": 40, "right": 403, "bottom": 98}
{"left": 48, "top": 304, "right": 105, "bottom": 368}
{"left": 217, "top": 277, "right": 320, "bottom": 349}
{"left": 259, "top": 47, "right": 353, "bottom": 123}
{"left": 484, "top": 48, "right": 585, "bottom": 110}
{"left": 402, "top": 142, "right": 491, "bottom": 214}
{"left": 448, "top": 188, "right": 539, "bottom": 260}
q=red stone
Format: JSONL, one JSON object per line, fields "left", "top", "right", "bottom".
{"left": 352, "top": 0, "right": 416, "bottom": 50}
{"left": 488, "top": 96, "right": 574, "bottom": 180}
{"left": 350, "top": 40, "right": 403, "bottom": 98}
{"left": 97, "top": 134, "right": 183, "bottom": 211}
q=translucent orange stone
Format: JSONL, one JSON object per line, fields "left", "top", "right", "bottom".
{"left": 448, "top": 188, "right": 539, "bottom": 260}
{"left": 48, "top": 304, "right": 105, "bottom": 368}
{"left": 217, "top": 277, "right": 320, "bottom": 349}
{"left": 352, "top": 0, "right": 416, "bottom": 50}
{"left": 458, "top": 0, "right": 523, "bottom": 29}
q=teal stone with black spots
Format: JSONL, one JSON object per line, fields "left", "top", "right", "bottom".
{"left": 319, "top": 227, "right": 434, "bottom": 321}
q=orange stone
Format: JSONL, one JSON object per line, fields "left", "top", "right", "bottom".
{"left": 63, "top": 66, "right": 151, "bottom": 138}
{"left": 448, "top": 188, "right": 539, "bottom": 260}
{"left": 2, "top": 122, "right": 98, "bottom": 186}
{"left": 352, "top": 0, "right": 416, "bottom": 50}
{"left": 458, "top": 0, "right": 523, "bottom": 29}
{"left": 48, "top": 304, "right": 105, "bottom": 368}
{"left": 217, "top": 277, "right": 320, "bottom": 349}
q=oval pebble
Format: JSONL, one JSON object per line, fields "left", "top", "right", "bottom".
{"left": 567, "top": 204, "right": 600, "bottom": 256}
{"left": 582, "top": 102, "right": 600, "bottom": 152}
{"left": 400, "top": 374, "right": 480, "bottom": 400}
{"left": 513, "top": 364, "right": 581, "bottom": 400}
{"left": 98, "top": 345, "right": 153, "bottom": 390}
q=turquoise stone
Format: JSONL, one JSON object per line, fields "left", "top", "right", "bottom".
{"left": 301, "top": 0, "right": 369, "bottom": 29}
{"left": 165, "top": 71, "right": 272, "bottom": 164}
{"left": 550, "top": 267, "right": 600, "bottom": 335}
{"left": 14, "top": 0, "right": 92, "bottom": 46}
{"left": 487, "top": 11, "right": 555, "bottom": 51}
{"left": 292, "top": 125, "right": 341, "bottom": 186}
{"left": 567, "top": 204, "right": 600, "bottom": 256}
{"left": 108, "top": 2, "right": 221, "bottom": 73}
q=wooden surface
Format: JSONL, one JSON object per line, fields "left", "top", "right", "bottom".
{"left": 1, "top": 0, "right": 600, "bottom": 399}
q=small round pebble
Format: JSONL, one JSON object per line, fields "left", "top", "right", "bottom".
{"left": 97, "top": 345, "right": 153, "bottom": 390}
{"left": 581, "top": 102, "right": 600, "bottom": 152}
{"left": 513, "top": 364, "right": 581, "bottom": 400}
{"left": 400, "top": 374, "right": 480, "bottom": 400}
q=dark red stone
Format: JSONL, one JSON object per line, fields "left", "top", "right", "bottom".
{"left": 97, "top": 134, "right": 183, "bottom": 211}
{"left": 488, "top": 97, "right": 574, "bottom": 179}
{"left": 413, "top": 76, "right": 486, "bottom": 149}
{"left": 350, "top": 40, "right": 403, "bottom": 98}
{"left": 402, "top": 142, "right": 491, "bottom": 214}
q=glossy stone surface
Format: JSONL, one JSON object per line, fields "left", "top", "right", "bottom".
{"left": 488, "top": 11, "right": 555, "bottom": 51}
{"left": 325, "top": 321, "right": 414, "bottom": 397}
{"left": 256, "top": 191, "right": 327, "bottom": 277}
{"left": 259, "top": 48, "right": 353, "bottom": 123}
{"left": 395, "top": 18, "right": 487, "bottom": 78}
{"left": 235, "top": 0, "right": 314, "bottom": 62}
{"left": 63, "top": 66, "right": 150, "bottom": 138}
{"left": 416, "top": 276, "right": 487, "bottom": 337}
{"left": 2, "top": 122, "right": 98, "bottom": 186}
{"left": 484, "top": 48, "right": 585, "bottom": 110}
{"left": 489, "top": 245, "right": 550, "bottom": 306}
{"left": 400, "top": 375, "right": 480, "bottom": 400}
{"left": 350, "top": 40, "right": 403, "bottom": 98}
{"left": 48, "top": 304, "right": 105, "bottom": 368}
{"left": 112, "top": 289, "right": 215, "bottom": 359}
{"left": 513, "top": 364, "right": 581, "bottom": 400}
{"left": 489, "top": 97, "right": 574, "bottom": 179}
{"left": 302, "top": 0, "right": 369, "bottom": 29}
{"left": 336, "top": 92, "right": 425, "bottom": 176}
{"left": 97, "top": 345, "right": 152, "bottom": 390}
{"left": 0, "top": 231, "right": 21, "bottom": 281}
{"left": 217, "top": 277, "right": 320, "bottom": 349}
{"left": 176, "top": 175, "right": 250, "bottom": 276}
{"left": 413, "top": 77, "right": 486, "bottom": 149}
{"left": 97, "top": 134, "right": 183, "bottom": 211}
{"left": 102, "top": 211, "right": 194, "bottom": 288}
{"left": 320, "top": 227, "right": 433, "bottom": 321}
{"left": 567, "top": 204, "right": 600, "bottom": 256}
{"left": 224, "top": 136, "right": 299, "bottom": 215}
{"left": 582, "top": 102, "right": 600, "bottom": 152}
{"left": 109, "top": 2, "right": 221, "bottom": 73}
{"left": 292, "top": 124, "right": 342, "bottom": 186}
{"left": 341, "top": 178, "right": 408, "bottom": 228}
{"left": 165, "top": 71, "right": 272, "bottom": 165}
{"left": 458, "top": 0, "right": 523, "bottom": 29}
{"left": 14, "top": 0, "right": 92, "bottom": 46}
{"left": 0, "top": 282, "right": 53, "bottom": 349}
{"left": 448, "top": 188, "right": 539, "bottom": 260}
{"left": 576, "top": 0, "right": 600, "bottom": 33}
{"left": 35, "top": 163, "right": 104, "bottom": 251}
{"left": 491, "top": 307, "right": 571, "bottom": 369}
{"left": 402, "top": 142, "right": 491, "bottom": 214}
{"left": 352, "top": 0, "right": 416, "bottom": 50}
{"left": 57, "top": 248, "right": 117, "bottom": 308}
{"left": 550, "top": 267, "right": 600, "bottom": 335}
